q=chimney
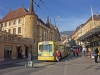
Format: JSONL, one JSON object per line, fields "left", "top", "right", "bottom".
{"left": 96, "top": 13, "right": 98, "bottom": 17}
{"left": 9, "top": 9, "right": 11, "bottom": 12}
{"left": 22, "top": 4, "right": 23, "bottom": 7}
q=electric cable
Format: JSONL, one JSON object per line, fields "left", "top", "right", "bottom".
{"left": 51, "top": 0, "right": 90, "bottom": 14}
{"left": 33, "top": 1, "right": 47, "bottom": 16}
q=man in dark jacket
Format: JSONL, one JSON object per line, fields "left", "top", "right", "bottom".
{"left": 94, "top": 47, "right": 99, "bottom": 63}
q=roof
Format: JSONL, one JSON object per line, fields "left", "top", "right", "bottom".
{"left": 37, "top": 18, "right": 45, "bottom": 25}
{"left": 78, "top": 26, "right": 100, "bottom": 40}
{"left": 1, "top": 7, "right": 28, "bottom": 22}
{"left": 50, "top": 24, "right": 55, "bottom": 28}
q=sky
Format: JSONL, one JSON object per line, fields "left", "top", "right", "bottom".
{"left": 0, "top": 0, "right": 100, "bottom": 32}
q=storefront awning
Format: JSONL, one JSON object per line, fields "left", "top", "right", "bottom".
{"left": 78, "top": 26, "right": 100, "bottom": 40}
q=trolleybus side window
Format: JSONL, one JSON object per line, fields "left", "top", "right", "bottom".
{"left": 60, "top": 45, "right": 64, "bottom": 52}
{"left": 54, "top": 45, "right": 58, "bottom": 50}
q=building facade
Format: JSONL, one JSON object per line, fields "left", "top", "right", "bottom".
{"left": 0, "top": 0, "right": 60, "bottom": 59}
{"left": 71, "top": 14, "right": 100, "bottom": 51}
{"left": 0, "top": 31, "right": 32, "bottom": 61}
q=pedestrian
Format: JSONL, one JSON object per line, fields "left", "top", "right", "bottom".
{"left": 28, "top": 52, "right": 32, "bottom": 61}
{"left": 82, "top": 47, "right": 87, "bottom": 57}
{"left": 73, "top": 48, "right": 75, "bottom": 56}
{"left": 19, "top": 50, "right": 22, "bottom": 58}
{"left": 75, "top": 48, "right": 79, "bottom": 56}
{"left": 94, "top": 47, "right": 99, "bottom": 63}
{"left": 98, "top": 50, "right": 100, "bottom": 62}
{"left": 56, "top": 49, "right": 61, "bottom": 62}
{"left": 22, "top": 50, "right": 25, "bottom": 58}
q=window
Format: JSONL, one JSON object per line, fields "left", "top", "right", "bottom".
{"left": 9, "top": 22, "right": 11, "bottom": 26}
{"left": 13, "top": 28, "right": 16, "bottom": 34}
{"left": 39, "top": 44, "right": 52, "bottom": 52}
{"left": 8, "top": 29, "right": 11, "bottom": 33}
{"left": 5, "top": 23, "right": 7, "bottom": 27}
{"left": 93, "top": 21, "right": 96, "bottom": 25}
{"left": 18, "top": 19, "right": 22, "bottom": 24}
{"left": 13, "top": 20, "right": 16, "bottom": 25}
{"left": 34, "top": 39, "right": 35, "bottom": 43}
{"left": 18, "top": 27, "right": 21, "bottom": 33}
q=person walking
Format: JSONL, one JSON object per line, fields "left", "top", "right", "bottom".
{"left": 94, "top": 47, "right": 99, "bottom": 63}
{"left": 98, "top": 50, "right": 100, "bottom": 62}
{"left": 28, "top": 52, "right": 32, "bottom": 61}
{"left": 82, "top": 47, "right": 87, "bottom": 57}
{"left": 72, "top": 48, "right": 75, "bottom": 56}
{"left": 22, "top": 50, "right": 25, "bottom": 58}
{"left": 75, "top": 49, "right": 79, "bottom": 56}
{"left": 56, "top": 49, "right": 61, "bottom": 62}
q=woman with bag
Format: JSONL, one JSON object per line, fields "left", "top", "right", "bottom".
{"left": 56, "top": 49, "right": 61, "bottom": 62}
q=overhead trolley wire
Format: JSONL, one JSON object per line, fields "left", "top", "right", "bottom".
{"left": 41, "top": 0, "right": 65, "bottom": 31}
{"left": 33, "top": 1, "right": 47, "bottom": 16}
{"left": 51, "top": 0, "right": 90, "bottom": 14}
{"left": 35, "top": 0, "right": 41, "bottom": 13}
{"left": 34, "top": 0, "right": 66, "bottom": 31}
{"left": 40, "top": 0, "right": 55, "bottom": 18}
{"left": 40, "top": 0, "right": 57, "bottom": 26}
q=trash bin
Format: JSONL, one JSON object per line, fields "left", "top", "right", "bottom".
{"left": 25, "top": 60, "right": 34, "bottom": 68}
{"left": 92, "top": 53, "right": 96, "bottom": 59}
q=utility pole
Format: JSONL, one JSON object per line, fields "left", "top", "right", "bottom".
{"left": 54, "top": 18, "right": 56, "bottom": 26}
{"left": 90, "top": 6, "right": 95, "bottom": 26}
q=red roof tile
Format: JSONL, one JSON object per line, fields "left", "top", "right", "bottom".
{"left": 2, "top": 7, "right": 28, "bottom": 22}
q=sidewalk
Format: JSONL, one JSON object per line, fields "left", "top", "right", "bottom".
{"left": 65, "top": 53, "right": 100, "bottom": 75}
{"left": 0, "top": 56, "right": 38, "bottom": 65}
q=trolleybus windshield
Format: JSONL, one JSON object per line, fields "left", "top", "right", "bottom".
{"left": 39, "top": 44, "right": 52, "bottom": 52}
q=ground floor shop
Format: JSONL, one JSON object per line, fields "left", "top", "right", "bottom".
{"left": 0, "top": 43, "right": 31, "bottom": 61}
{"left": 77, "top": 27, "right": 100, "bottom": 53}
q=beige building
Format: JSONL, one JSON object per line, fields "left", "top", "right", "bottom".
{"left": 0, "top": 30, "right": 32, "bottom": 61}
{"left": 0, "top": 0, "right": 60, "bottom": 59}
{"left": 71, "top": 14, "right": 100, "bottom": 50}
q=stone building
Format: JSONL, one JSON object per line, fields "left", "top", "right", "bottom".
{"left": 0, "top": 31, "right": 32, "bottom": 61}
{"left": 0, "top": 0, "right": 60, "bottom": 58}
{"left": 71, "top": 14, "right": 100, "bottom": 51}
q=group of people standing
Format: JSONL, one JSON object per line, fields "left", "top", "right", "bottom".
{"left": 82, "top": 46, "right": 100, "bottom": 63}
{"left": 18, "top": 50, "right": 25, "bottom": 59}
{"left": 72, "top": 48, "right": 79, "bottom": 57}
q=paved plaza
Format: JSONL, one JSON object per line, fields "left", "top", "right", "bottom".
{"left": 0, "top": 53, "right": 100, "bottom": 75}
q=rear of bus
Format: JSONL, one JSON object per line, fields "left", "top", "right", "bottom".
{"left": 66, "top": 44, "right": 71, "bottom": 55}
{"left": 38, "top": 41, "right": 55, "bottom": 61}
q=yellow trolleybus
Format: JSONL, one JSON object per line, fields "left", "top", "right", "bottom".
{"left": 38, "top": 41, "right": 70, "bottom": 61}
